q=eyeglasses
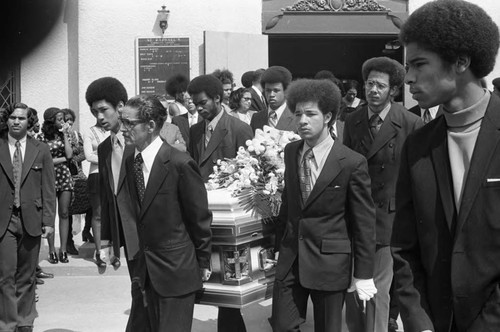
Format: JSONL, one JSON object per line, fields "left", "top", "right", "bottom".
{"left": 365, "top": 80, "right": 389, "bottom": 91}
{"left": 120, "top": 118, "right": 145, "bottom": 129}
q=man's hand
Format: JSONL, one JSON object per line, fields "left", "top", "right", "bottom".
{"left": 200, "top": 268, "right": 211, "bottom": 282}
{"left": 41, "top": 226, "right": 54, "bottom": 238}
{"left": 353, "top": 278, "right": 377, "bottom": 301}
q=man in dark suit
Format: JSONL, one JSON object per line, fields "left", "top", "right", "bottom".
{"left": 85, "top": 77, "right": 148, "bottom": 332}
{"left": 343, "top": 57, "right": 423, "bottom": 332}
{"left": 272, "top": 78, "right": 376, "bottom": 332}
{"left": 0, "top": 103, "right": 56, "bottom": 332}
{"left": 392, "top": 1, "right": 500, "bottom": 331}
{"left": 250, "top": 66, "right": 297, "bottom": 133}
{"left": 121, "top": 95, "right": 212, "bottom": 331}
{"left": 187, "top": 74, "right": 253, "bottom": 182}
{"left": 248, "top": 68, "right": 267, "bottom": 113}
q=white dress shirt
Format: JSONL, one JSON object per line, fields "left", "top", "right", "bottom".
{"left": 135, "top": 136, "right": 163, "bottom": 188}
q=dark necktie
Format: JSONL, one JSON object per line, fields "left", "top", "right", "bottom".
{"left": 13, "top": 140, "right": 22, "bottom": 208}
{"left": 299, "top": 148, "right": 314, "bottom": 203}
{"left": 134, "top": 153, "right": 145, "bottom": 204}
{"left": 423, "top": 109, "right": 432, "bottom": 124}
{"left": 369, "top": 114, "right": 383, "bottom": 138}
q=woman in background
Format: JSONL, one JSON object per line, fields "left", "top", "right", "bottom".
{"left": 229, "top": 88, "right": 255, "bottom": 125}
{"left": 339, "top": 80, "right": 366, "bottom": 121}
{"left": 83, "top": 109, "right": 110, "bottom": 267}
{"left": 37, "top": 108, "right": 73, "bottom": 263}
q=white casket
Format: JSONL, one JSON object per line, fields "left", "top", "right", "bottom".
{"left": 195, "top": 189, "right": 276, "bottom": 308}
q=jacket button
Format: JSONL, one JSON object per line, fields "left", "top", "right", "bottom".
{"left": 299, "top": 235, "right": 303, "bottom": 240}
{"left": 378, "top": 202, "right": 384, "bottom": 208}
{"left": 389, "top": 143, "right": 394, "bottom": 148}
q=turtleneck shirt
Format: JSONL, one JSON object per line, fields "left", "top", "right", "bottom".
{"left": 443, "top": 89, "right": 489, "bottom": 211}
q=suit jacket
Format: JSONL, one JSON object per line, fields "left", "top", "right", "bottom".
{"left": 125, "top": 142, "right": 212, "bottom": 297}
{"left": 188, "top": 111, "right": 253, "bottom": 182}
{"left": 250, "top": 105, "right": 297, "bottom": 133}
{"left": 99, "top": 137, "right": 140, "bottom": 261}
{"left": 249, "top": 87, "right": 266, "bottom": 113}
{"left": 0, "top": 136, "right": 56, "bottom": 237}
{"left": 275, "top": 139, "right": 376, "bottom": 291}
{"left": 391, "top": 94, "right": 500, "bottom": 332}
{"left": 343, "top": 103, "right": 422, "bottom": 245}
{"left": 172, "top": 113, "right": 203, "bottom": 147}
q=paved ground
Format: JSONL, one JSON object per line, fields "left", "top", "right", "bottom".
{"left": 33, "top": 228, "right": 401, "bottom": 332}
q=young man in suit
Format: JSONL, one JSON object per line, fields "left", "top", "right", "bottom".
{"left": 187, "top": 74, "right": 253, "bottom": 182}
{"left": 86, "top": 77, "right": 148, "bottom": 332}
{"left": 272, "top": 78, "right": 377, "bottom": 332}
{"left": 0, "top": 103, "right": 56, "bottom": 332}
{"left": 250, "top": 66, "right": 297, "bottom": 133}
{"left": 343, "top": 57, "right": 423, "bottom": 332}
{"left": 392, "top": 1, "right": 500, "bottom": 331}
{"left": 121, "top": 95, "right": 212, "bottom": 331}
{"left": 171, "top": 94, "right": 202, "bottom": 147}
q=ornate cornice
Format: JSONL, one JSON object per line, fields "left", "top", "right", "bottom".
{"left": 283, "top": 0, "right": 389, "bottom": 12}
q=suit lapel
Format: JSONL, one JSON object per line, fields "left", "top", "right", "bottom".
{"left": 366, "top": 105, "right": 400, "bottom": 160}
{"left": 455, "top": 97, "right": 500, "bottom": 237}
{"left": 0, "top": 140, "right": 14, "bottom": 185}
{"left": 201, "top": 112, "right": 228, "bottom": 164}
{"left": 353, "top": 109, "right": 373, "bottom": 155}
{"left": 140, "top": 143, "right": 170, "bottom": 218}
{"left": 21, "top": 138, "right": 39, "bottom": 185}
{"left": 303, "top": 142, "right": 343, "bottom": 210}
{"left": 191, "top": 122, "right": 204, "bottom": 164}
{"left": 430, "top": 117, "right": 456, "bottom": 233}
{"left": 287, "top": 141, "right": 303, "bottom": 209}
{"left": 117, "top": 145, "right": 134, "bottom": 194}
{"left": 276, "top": 106, "right": 294, "bottom": 130}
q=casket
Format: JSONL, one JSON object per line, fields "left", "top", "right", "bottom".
{"left": 195, "top": 189, "right": 276, "bottom": 308}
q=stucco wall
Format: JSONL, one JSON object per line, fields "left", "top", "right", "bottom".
{"left": 20, "top": 0, "right": 262, "bottom": 133}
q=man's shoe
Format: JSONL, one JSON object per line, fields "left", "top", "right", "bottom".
{"left": 36, "top": 278, "right": 44, "bottom": 285}
{"left": 36, "top": 271, "right": 54, "bottom": 279}
{"left": 110, "top": 256, "right": 121, "bottom": 268}
{"left": 388, "top": 317, "right": 398, "bottom": 332}
{"left": 67, "top": 243, "right": 79, "bottom": 256}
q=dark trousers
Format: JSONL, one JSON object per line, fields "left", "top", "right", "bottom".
{"left": 0, "top": 210, "right": 40, "bottom": 331}
{"left": 271, "top": 261, "right": 345, "bottom": 332}
{"left": 218, "top": 307, "right": 246, "bottom": 332}
{"left": 125, "top": 259, "right": 151, "bottom": 332}
{"left": 144, "top": 277, "right": 196, "bottom": 332}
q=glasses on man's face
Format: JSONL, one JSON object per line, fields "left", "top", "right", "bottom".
{"left": 120, "top": 118, "right": 145, "bottom": 130}
{"left": 365, "top": 80, "right": 389, "bottom": 91}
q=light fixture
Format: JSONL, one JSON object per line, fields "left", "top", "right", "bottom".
{"left": 157, "top": 5, "right": 170, "bottom": 35}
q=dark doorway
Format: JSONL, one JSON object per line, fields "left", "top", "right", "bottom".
{"left": 269, "top": 35, "right": 404, "bottom": 100}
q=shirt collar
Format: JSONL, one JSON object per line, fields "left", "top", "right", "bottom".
{"left": 135, "top": 136, "right": 163, "bottom": 173}
{"left": 443, "top": 89, "right": 490, "bottom": 128}
{"left": 252, "top": 85, "right": 263, "bottom": 98}
{"left": 420, "top": 105, "right": 440, "bottom": 119}
{"left": 301, "top": 134, "right": 334, "bottom": 168}
{"left": 8, "top": 134, "right": 27, "bottom": 146}
{"left": 206, "top": 108, "right": 224, "bottom": 132}
{"left": 110, "top": 131, "right": 125, "bottom": 147}
{"left": 269, "top": 101, "right": 287, "bottom": 120}
{"left": 368, "top": 102, "right": 391, "bottom": 121}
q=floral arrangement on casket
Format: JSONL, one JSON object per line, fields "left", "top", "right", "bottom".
{"left": 206, "top": 125, "right": 301, "bottom": 222}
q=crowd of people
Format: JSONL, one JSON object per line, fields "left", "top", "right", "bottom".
{"left": 1, "top": 0, "right": 500, "bottom": 331}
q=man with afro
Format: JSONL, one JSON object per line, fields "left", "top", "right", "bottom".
{"left": 250, "top": 66, "right": 297, "bottom": 133}
{"left": 392, "top": 0, "right": 500, "bottom": 331}
{"left": 86, "top": 77, "right": 149, "bottom": 331}
{"left": 271, "top": 78, "right": 376, "bottom": 332}
{"left": 343, "top": 56, "right": 422, "bottom": 332}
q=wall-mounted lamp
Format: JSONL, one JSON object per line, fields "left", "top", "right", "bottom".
{"left": 157, "top": 5, "right": 170, "bottom": 35}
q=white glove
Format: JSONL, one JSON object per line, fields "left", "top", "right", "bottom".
{"left": 353, "top": 278, "right": 377, "bottom": 301}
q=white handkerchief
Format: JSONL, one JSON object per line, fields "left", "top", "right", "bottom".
{"left": 487, "top": 178, "right": 500, "bottom": 183}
